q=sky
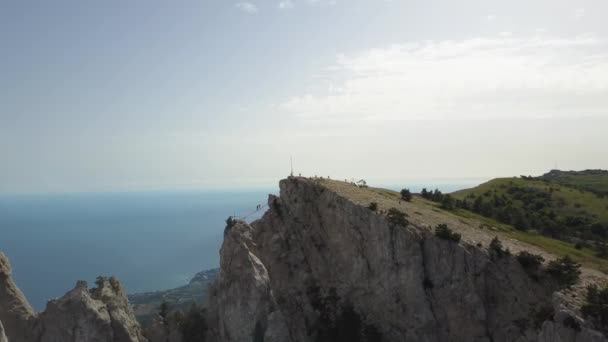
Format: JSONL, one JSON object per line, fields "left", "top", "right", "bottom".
{"left": 1, "top": 0, "right": 608, "bottom": 193}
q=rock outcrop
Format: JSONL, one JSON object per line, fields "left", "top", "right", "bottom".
{"left": 207, "top": 177, "right": 608, "bottom": 342}
{"left": 0, "top": 253, "right": 145, "bottom": 342}
{"left": 0, "top": 320, "right": 8, "bottom": 342}
{"left": 206, "top": 222, "right": 288, "bottom": 342}
{"left": 0, "top": 253, "right": 36, "bottom": 342}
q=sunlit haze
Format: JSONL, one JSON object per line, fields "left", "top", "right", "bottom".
{"left": 2, "top": 0, "right": 607, "bottom": 193}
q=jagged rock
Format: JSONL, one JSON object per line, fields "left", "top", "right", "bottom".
{"left": 36, "top": 277, "right": 146, "bottom": 342}
{"left": 0, "top": 253, "right": 36, "bottom": 342}
{"left": 0, "top": 320, "right": 8, "bottom": 342}
{"left": 207, "top": 222, "right": 288, "bottom": 342}
{"left": 0, "top": 251, "right": 146, "bottom": 342}
{"left": 207, "top": 177, "right": 608, "bottom": 342}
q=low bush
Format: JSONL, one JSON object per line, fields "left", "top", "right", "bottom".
{"left": 516, "top": 251, "right": 545, "bottom": 271}
{"left": 387, "top": 208, "right": 409, "bottom": 227}
{"left": 368, "top": 202, "right": 378, "bottom": 211}
{"left": 489, "top": 237, "right": 511, "bottom": 259}
{"left": 546, "top": 256, "right": 581, "bottom": 289}
{"left": 400, "top": 189, "right": 413, "bottom": 202}
{"left": 434, "top": 224, "right": 461, "bottom": 243}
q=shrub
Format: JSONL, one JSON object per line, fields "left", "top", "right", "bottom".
{"left": 546, "top": 256, "right": 581, "bottom": 289}
{"left": 440, "top": 195, "right": 456, "bottom": 210}
{"left": 179, "top": 304, "right": 208, "bottom": 342}
{"left": 581, "top": 285, "right": 608, "bottom": 333}
{"left": 387, "top": 208, "right": 409, "bottom": 227}
{"left": 516, "top": 251, "right": 545, "bottom": 271}
{"left": 368, "top": 202, "right": 378, "bottom": 211}
{"left": 159, "top": 301, "right": 170, "bottom": 323}
{"left": 489, "top": 237, "right": 510, "bottom": 259}
{"left": 400, "top": 188, "right": 413, "bottom": 202}
{"left": 434, "top": 224, "right": 461, "bottom": 243}
{"left": 225, "top": 216, "right": 236, "bottom": 229}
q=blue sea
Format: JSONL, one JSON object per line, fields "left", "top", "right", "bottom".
{"left": 0, "top": 189, "right": 274, "bottom": 310}
{"left": 0, "top": 181, "right": 480, "bottom": 311}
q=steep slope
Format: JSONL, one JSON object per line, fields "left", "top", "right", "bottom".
{"left": 207, "top": 177, "right": 608, "bottom": 342}
{"left": 0, "top": 253, "right": 146, "bottom": 342}
{"left": 128, "top": 269, "right": 218, "bottom": 326}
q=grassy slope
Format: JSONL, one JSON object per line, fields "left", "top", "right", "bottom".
{"left": 449, "top": 177, "right": 608, "bottom": 272}
{"left": 451, "top": 177, "right": 608, "bottom": 223}
{"left": 539, "top": 170, "right": 608, "bottom": 195}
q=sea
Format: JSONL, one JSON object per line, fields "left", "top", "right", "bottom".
{"left": 0, "top": 181, "right": 480, "bottom": 310}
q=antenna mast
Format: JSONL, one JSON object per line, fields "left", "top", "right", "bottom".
{"left": 290, "top": 156, "right": 294, "bottom": 177}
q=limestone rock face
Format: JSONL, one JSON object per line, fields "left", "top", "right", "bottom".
{"left": 0, "top": 253, "right": 36, "bottom": 342}
{"left": 208, "top": 177, "right": 608, "bottom": 342}
{"left": 0, "top": 252, "right": 146, "bottom": 342}
{"left": 0, "top": 320, "right": 8, "bottom": 342}
{"left": 206, "top": 222, "right": 288, "bottom": 342}
{"left": 36, "top": 277, "right": 146, "bottom": 342}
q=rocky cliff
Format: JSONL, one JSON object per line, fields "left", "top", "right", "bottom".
{"left": 0, "top": 253, "right": 145, "bottom": 342}
{"left": 207, "top": 177, "right": 608, "bottom": 342}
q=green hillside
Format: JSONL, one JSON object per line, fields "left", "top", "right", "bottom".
{"left": 448, "top": 176, "right": 608, "bottom": 254}
{"left": 535, "top": 169, "right": 608, "bottom": 197}
{"left": 451, "top": 177, "right": 608, "bottom": 224}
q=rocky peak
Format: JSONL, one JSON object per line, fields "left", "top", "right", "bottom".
{"left": 207, "top": 176, "right": 608, "bottom": 342}
{"left": 0, "top": 252, "right": 146, "bottom": 342}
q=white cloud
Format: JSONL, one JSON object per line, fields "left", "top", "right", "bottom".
{"left": 235, "top": 2, "right": 259, "bottom": 14}
{"left": 278, "top": 0, "right": 295, "bottom": 10}
{"left": 307, "top": 0, "right": 337, "bottom": 6}
{"left": 280, "top": 34, "right": 608, "bottom": 122}
{"left": 486, "top": 14, "right": 496, "bottom": 21}
{"left": 574, "top": 8, "right": 586, "bottom": 20}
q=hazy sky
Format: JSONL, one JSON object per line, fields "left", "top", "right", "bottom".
{"left": 2, "top": 0, "right": 608, "bottom": 193}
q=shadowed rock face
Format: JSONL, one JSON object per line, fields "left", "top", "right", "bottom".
{"left": 0, "top": 253, "right": 36, "bottom": 342}
{"left": 207, "top": 177, "right": 608, "bottom": 342}
{"left": 0, "top": 253, "right": 146, "bottom": 342}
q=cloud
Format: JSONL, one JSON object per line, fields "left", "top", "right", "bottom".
{"left": 280, "top": 34, "right": 608, "bottom": 122}
{"left": 574, "top": 8, "right": 586, "bottom": 20}
{"left": 485, "top": 14, "right": 496, "bottom": 21}
{"left": 235, "top": 2, "right": 259, "bottom": 14}
{"left": 307, "top": 0, "right": 337, "bottom": 6}
{"left": 278, "top": 0, "right": 295, "bottom": 10}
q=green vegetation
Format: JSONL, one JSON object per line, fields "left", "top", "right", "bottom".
{"left": 546, "top": 256, "right": 581, "bottom": 289}
{"left": 434, "top": 224, "right": 461, "bottom": 242}
{"left": 506, "top": 230, "right": 608, "bottom": 273}
{"left": 516, "top": 251, "right": 544, "bottom": 271}
{"left": 581, "top": 284, "right": 608, "bottom": 333}
{"left": 387, "top": 208, "right": 409, "bottom": 227}
{"left": 449, "top": 176, "right": 608, "bottom": 257}
{"left": 225, "top": 216, "right": 237, "bottom": 229}
{"left": 489, "top": 237, "right": 510, "bottom": 259}
{"left": 400, "top": 188, "right": 413, "bottom": 202}
{"left": 368, "top": 202, "right": 378, "bottom": 211}
{"left": 536, "top": 169, "right": 608, "bottom": 198}
{"left": 177, "top": 304, "right": 208, "bottom": 342}
{"left": 159, "top": 301, "right": 170, "bottom": 323}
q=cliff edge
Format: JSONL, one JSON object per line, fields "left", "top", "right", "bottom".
{"left": 207, "top": 177, "right": 608, "bottom": 342}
